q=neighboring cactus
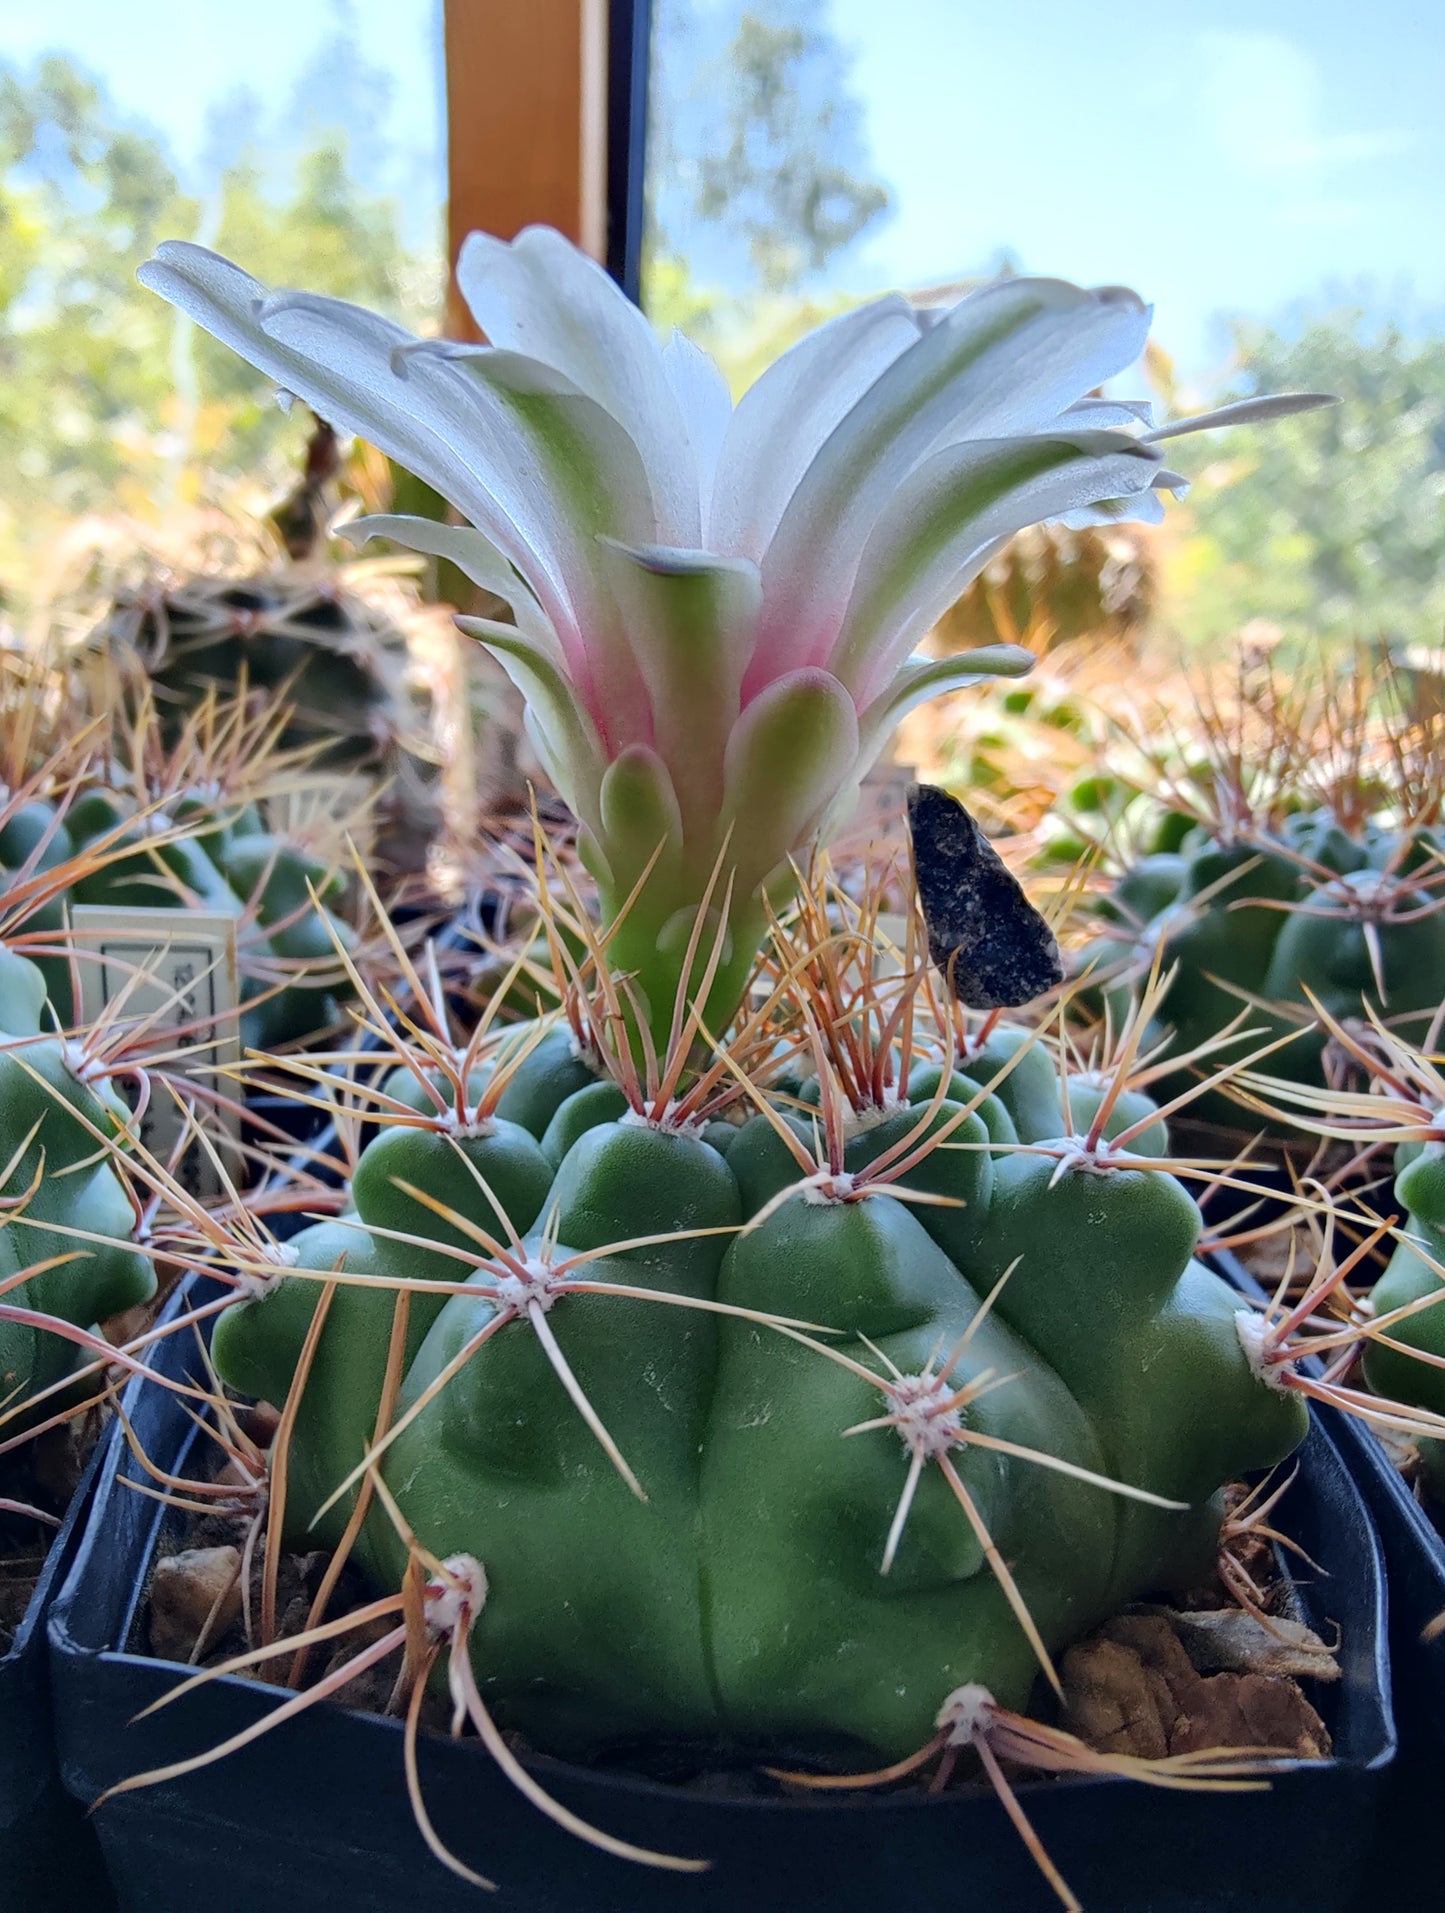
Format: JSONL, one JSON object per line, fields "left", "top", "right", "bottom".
{"left": 88, "top": 414, "right": 440, "bottom": 872}
{"left": 1260, "top": 1011, "right": 1445, "bottom": 1498}
{"left": 0, "top": 1037, "right": 155, "bottom": 1425}
{"left": 52, "top": 779, "right": 355, "bottom": 1052}
{"left": 1226, "top": 1009, "right": 1445, "bottom": 1501}
{"left": 1077, "top": 661, "right": 1445, "bottom": 1119}
{"left": 0, "top": 919, "right": 153, "bottom": 1432}
{"left": 1, "top": 682, "right": 360, "bottom": 1051}
{"left": 932, "top": 519, "right": 1156, "bottom": 657}
{"left": 1365, "top": 1127, "right": 1445, "bottom": 1497}
{"left": 93, "top": 419, "right": 411, "bottom": 772}
{"left": 204, "top": 892, "right": 1308, "bottom": 1766}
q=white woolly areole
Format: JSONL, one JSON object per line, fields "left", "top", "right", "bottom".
{"left": 438, "top": 1107, "right": 496, "bottom": 1141}
{"left": 1234, "top": 1309, "right": 1290, "bottom": 1392}
{"left": 493, "top": 1257, "right": 565, "bottom": 1315}
{"left": 60, "top": 1041, "right": 107, "bottom": 1087}
{"left": 1325, "top": 868, "right": 1396, "bottom": 916}
{"left": 840, "top": 1091, "right": 907, "bottom": 1140}
{"left": 935, "top": 1683, "right": 997, "bottom": 1746}
{"left": 888, "top": 1371, "right": 965, "bottom": 1460}
{"left": 619, "top": 1102, "right": 707, "bottom": 1138}
{"left": 1423, "top": 1106, "right": 1445, "bottom": 1158}
{"left": 233, "top": 1239, "right": 303, "bottom": 1300}
{"left": 801, "top": 1169, "right": 857, "bottom": 1204}
{"left": 1039, "top": 1134, "right": 1130, "bottom": 1181}
{"left": 427, "top": 1553, "right": 489, "bottom": 1635}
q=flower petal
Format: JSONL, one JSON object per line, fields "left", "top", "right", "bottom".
{"left": 456, "top": 226, "right": 703, "bottom": 543}
{"left": 720, "top": 668, "right": 860, "bottom": 891}
{"left": 828, "top": 431, "right": 1162, "bottom": 699}
{"left": 341, "top": 515, "right": 554, "bottom": 643}
{"left": 1142, "top": 392, "right": 1337, "bottom": 442}
{"left": 1058, "top": 396, "right": 1155, "bottom": 430}
{"left": 457, "top": 617, "right": 608, "bottom": 830}
{"left": 752, "top": 277, "right": 1153, "bottom": 694}
{"left": 854, "top": 647, "right": 1035, "bottom": 771}
{"left": 394, "top": 344, "right": 659, "bottom": 750}
{"left": 139, "top": 245, "right": 505, "bottom": 541}
{"left": 599, "top": 744, "right": 685, "bottom": 892}
{"left": 596, "top": 540, "right": 761, "bottom": 842}
{"left": 709, "top": 294, "right": 924, "bottom": 559}
{"left": 662, "top": 329, "right": 734, "bottom": 529}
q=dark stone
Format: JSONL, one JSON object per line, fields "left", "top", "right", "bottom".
{"left": 907, "top": 783, "right": 1063, "bottom": 1009}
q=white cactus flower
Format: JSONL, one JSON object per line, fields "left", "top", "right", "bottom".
{"left": 139, "top": 227, "right": 1329, "bottom": 1029}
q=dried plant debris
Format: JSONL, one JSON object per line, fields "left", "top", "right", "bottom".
{"left": 907, "top": 782, "right": 1063, "bottom": 1008}
{"left": 1154, "top": 1606, "right": 1339, "bottom": 1684}
{"left": 1061, "top": 1612, "right": 1332, "bottom": 1762}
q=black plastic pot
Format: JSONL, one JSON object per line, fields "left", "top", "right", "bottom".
{"left": 1, "top": 1425, "right": 116, "bottom": 1913}
{"left": 50, "top": 1291, "right": 1395, "bottom": 1913}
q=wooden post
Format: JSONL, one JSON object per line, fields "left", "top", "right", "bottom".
{"left": 442, "top": 0, "right": 609, "bottom": 339}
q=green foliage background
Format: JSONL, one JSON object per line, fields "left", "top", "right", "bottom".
{"left": 1168, "top": 311, "right": 1445, "bottom": 650}
{"left": 0, "top": 50, "right": 434, "bottom": 603}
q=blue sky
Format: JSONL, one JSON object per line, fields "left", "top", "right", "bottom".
{"left": 822, "top": 0, "right": 1445, "bottom": 385}
{"left": 1, "top": 0, "right": 1439, "bottom": 385}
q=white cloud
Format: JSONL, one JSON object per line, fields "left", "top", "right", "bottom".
{"left": 1196, "top": 31, "right": 1415, "bottom": 178}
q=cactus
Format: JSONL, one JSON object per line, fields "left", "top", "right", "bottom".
{"left": 0, "top": 1022, "right": 155, "bottom": 1423}
{"left": 92, "top": 419, "right": 417, "bottom": 775}
{"left": 88, "top": 414, "right": 440, "bottom": 873}
{"left": 202, "top": 891, "right": 1309, "bottom": 1767}
{"left": 51, "top": 779, "right": 355, "bottom": 1052}
{"left": 932, "top": 519, "right": 1156, "bottom": 657}
{"left": 121, "top": 225, "right": 1343, "bottom": 1854}
{"left": 1078, "top": 660, "right": 1445, "bottom": 1122}
{"left": 1279, "top": 1015, "right": 1445, "bottom": 1497}
{"left": 0, "top": 913, "right": 153, "bottom": 1430}
{"left": 0, "top": 682, "right": 360, "bottom": 1052}
{"left": 1365, "top": 1134, "right": 1445, "bottom": 1496}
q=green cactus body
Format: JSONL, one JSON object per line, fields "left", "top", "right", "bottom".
{"left": 212, "top": 1021, "right": 1306, "bottom": 1763}
{"left": 1090, "top": 810, "right": 1445, "bottom": 1123}
{"left": 0, "top": 945, "right": 154, "bottom": 1413}
{"left": 1366, "top": 1145, "right": 1445, "bottom": 1493}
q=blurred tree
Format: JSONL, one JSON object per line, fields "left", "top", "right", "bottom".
{"left": 1168, "top": 309, "right": 1445, "bottom": 649}
{"left": 0, "top": 50, "right": 432, "bottom": 604}
{"left": 645, "top": 0, "right": 890, "bottom": 338}
{"left": 692, "top": 8, "right": 889, "bottom": 292}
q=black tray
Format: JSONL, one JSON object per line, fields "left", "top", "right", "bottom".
{"left": 1, "top": 1422, "right": 117, "bottom": 1912}
{"left": 50, "top": 1287, "right": 1396, "bottom": 1913}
